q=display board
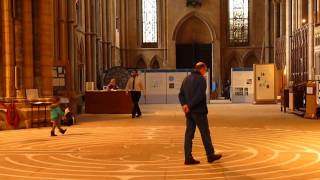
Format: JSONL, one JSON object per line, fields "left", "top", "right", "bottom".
{"left": 145, "top": 73, "right": 167, "bottom": 104}
{"left": 139, "top": 71, "right": 146, "bottom": 104}
{"left": 166, "top": 72, "right": 188, "bottom": 104}
{"left": 231, "top": 68, "right": 254, "bottom": 103}
{"left": 254, "top": 64, "right": 277, "bottom": 103}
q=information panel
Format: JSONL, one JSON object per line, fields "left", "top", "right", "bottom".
{"left": 145, "top": 73, "right": 167, "bottom": 104}
{"left": 166, "top": 72, "right": 188, "bottom": 104}
{"left": 231, "top": 68, "right": 254, "bottom": 103}
{"left": 254, "top": 64, "right": 276, "bottom": 103}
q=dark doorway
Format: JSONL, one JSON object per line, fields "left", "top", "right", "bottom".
{"left": 176, "top": 43, "right": 212, "bottom": 69}
{"left": 176, "top": 43, "right": 213, "bottom": 89}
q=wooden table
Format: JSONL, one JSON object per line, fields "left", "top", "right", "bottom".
{"left": 85, "top": 91, "right": 133, "bottom": 114}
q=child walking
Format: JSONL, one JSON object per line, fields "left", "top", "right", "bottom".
{"left": 50, "top": 97, "right": 67, "bottom": 136}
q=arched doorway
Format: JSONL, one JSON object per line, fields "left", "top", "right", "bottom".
{"left": 173, "top": 14, "right": 214, "bottom": 91}
{"left": 150, "top": 56, "right": 160, "bottom": 69}
{"left": 225, "top": 55, "right": 240, "bottom": 83}
{"left": 136, "top": 58, "right": 147, "bottom": 69}
{"left": 175, "top": 16, "right": 213, "bottom": 69}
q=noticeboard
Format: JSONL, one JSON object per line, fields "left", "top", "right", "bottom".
{"left": 254, "top": 64, "right": 276, "bottom": 103}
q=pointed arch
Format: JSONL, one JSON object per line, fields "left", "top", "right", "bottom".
{"left": 135, "top": 55, "right": 147, "bottom": 69}
{"left": 242, "top": 51, "right": 259, "bottom": 67}
{"left": 150, "top": 56, "right": 161, "bottom": 69}
{"left": 224, "top": 51, "right": 241, "bottom": 82}
{"left": 172, "top": 12, "right": 216, "bottom": 42}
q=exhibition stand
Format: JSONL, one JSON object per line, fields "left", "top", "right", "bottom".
{"left": 230, "top": 67, "right": 254, "bottom": 103}
{"left": 254, "top": 64, "right": 277, "bottom": 104}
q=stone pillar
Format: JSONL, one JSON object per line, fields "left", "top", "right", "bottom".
{"left": 59, "top": 0, "right": 71, "bottom": 94}
{"left": 297, "top": 0, "right": 302, "bottom": 28}
{"left": 91, "top": 0, "right": 97, "bottom": 84}
{"left": 22, "top": 0, "right": 34, "bottom": 90}
{"left": 264, "top": 0, "right": 270, "bottom": 63}
{"left": 14, "top": 0, "right": 23, "bottom": 96}
{"left": 107, "top": 0, "right": 112, "bottom": 69}
{"left": 2, "top": 0, "right": 15, "bottom": 98}
{"left": 285, "top": 0, "right": 292, "bottom": 87}
{"left": 102, "top": 0, "right": 108, "bottom": 70}
{"left": 67, "top": 0, "right": 75, "bottom": 92}
{"left": 273, "top": 1, "right": 278, "bottom": 62}
{"left": 85, "top": 0, "right": 92, "bottom": 81}
{"left": 308, "top": 0, "right": 315, "bottom": 80}
{"left": 39, "top": 0, "right": 55, "bottom": 97}
{"left": 292, "top": 0, "right": 296, "bottom": 31}
{"left": 59, "top": 0, "right": 68, "bottom": 63}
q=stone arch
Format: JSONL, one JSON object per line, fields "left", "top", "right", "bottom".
{"left": 172, "top": 12, "right": 216, "bottom": 42}
{"left": 135, "top": 55, "right": 147, "bottom": 69}
{"left": 150, "top": 56, "right": 161, "bottom": 69}
{"left": 224, "top": 52, "right": 241, "bottom": 82}
{"left": 242, "top": 51, "right": 259, "bottom": 67}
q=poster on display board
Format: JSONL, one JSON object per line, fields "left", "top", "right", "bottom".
{"left": 254, "top": 64, "right": 277, "bottom": 103}
{"left": 166, "top": 72, "right": 188, "bottom": 104}
{"left": 231, "top": 68, "right": 254, "bottom": 103}
{"left": 145, "top": 73, "right": 167, "bottom": 104}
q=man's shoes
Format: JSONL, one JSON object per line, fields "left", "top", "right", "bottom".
{"left": 184, "top": 158, "right": 200, "bottom": 165}
{"left": 136, "top": 114, "right": 142, "bottom": 118}
{"left": 51, "top": 131, "right": 57, "bottom": 137}
{"left": 60, "top": 129, "right": 67, "bottom": 134}
{"left": 207, "top": 154, "right": 222, "bottom": 163}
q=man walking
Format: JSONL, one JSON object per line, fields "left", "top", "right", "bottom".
{"left": 179, "top": 62, "right": 222, "bottom": 165}
{"left": 126, "top": 70, "right": 144, "bottom": 118}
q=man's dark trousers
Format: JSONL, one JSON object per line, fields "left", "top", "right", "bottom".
{"left": 130, "top": 91, "right": 141, "bottom": 116}
{"left": 185, "top": 112, "right": 215, "bottom": 160}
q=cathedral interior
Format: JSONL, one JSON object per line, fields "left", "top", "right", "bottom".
{"left": 1, "top": 0, "right": 320, "bottom": 179}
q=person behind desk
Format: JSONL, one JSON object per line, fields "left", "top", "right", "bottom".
{"left": 106, "top": 78, "right": 119, "bottom": 91}
{"left": 126, "top": 70, "right": 144, "bottom": 118}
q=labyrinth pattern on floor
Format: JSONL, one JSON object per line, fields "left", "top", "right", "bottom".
{"left": 0, "top": 126, "right": 320, "bottom": 180}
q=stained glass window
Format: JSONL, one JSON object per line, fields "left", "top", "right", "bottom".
{"left": 229, "top": 0, "right": 249, "bottom": 45}
{"left": 142, "top": 0, "right": 158, "bottom": 44}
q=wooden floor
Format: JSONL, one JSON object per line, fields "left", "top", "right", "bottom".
{"left": 1, "top": 104, "right": 320, "bottom": 180}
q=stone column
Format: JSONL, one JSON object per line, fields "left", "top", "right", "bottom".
{"left": 285, "top": 0, "right": 292, "bottom": 86}
{"left": 85, "top": 0, "right": 92, "bottom": 81}
{"left": 91, "top": 0, "right": 97, "bottom": 83}
{"left": 67, "top": 0, "right": 75, "bottom": 92}
{"left": 264, "top": 0, "right": 270, "bottom": 63}
{"left": 308, "top": 0, "right": 315, "bottom": 80}
{"left": 273, "top": 1, "right": 278, "bottom": 62}
{"left": 39, "top": 0, "right": 55, "bottom": 97}
{"left": 280, "top": 1, "right": 285, "bottom": 36}
{"left": 59, "top": 0, "right": 71, "bottom": 93}
{"left": 2, "top": 0, "right": 15, "bottom": 98}
{"left": 102, "top": 0, "right": 108, "bottom": 70}
{"left": 58, "top": 0, "right": 68, "bottom": 63}
{"left": 297, "top": 0, "right": 302, "bottom": 28}
{"left": 292, "top": 0, "right": 296, "bottom": 31}
{"left": 22, "top": 0, "right": 34, "bottom": 90}
{"left": 14, "top": 0, "right": 23, "bottom": 96}
{"left": 106, "top": 0, "right": 112, "bottom": 69}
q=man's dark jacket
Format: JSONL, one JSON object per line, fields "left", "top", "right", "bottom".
{"left": 179, "top": 71, "right": 208, "bottom": 114}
